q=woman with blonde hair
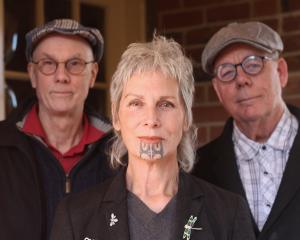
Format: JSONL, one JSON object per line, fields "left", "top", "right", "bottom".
{"left": 50, "top": 35, "right": 255, "bottom": 240}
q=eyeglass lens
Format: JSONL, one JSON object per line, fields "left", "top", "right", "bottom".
{"left": 216, "top": 56, "right": 265, "bottom": 82}
{"left": 36, "top": 58, "right": 89, "bottom": 75}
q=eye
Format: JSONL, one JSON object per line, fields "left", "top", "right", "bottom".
{"left": 40, "top": 59, "right": 55, "bottom": 66}
{"left": 158, "top": 100, "right": 175, "bottom": 109}
{"left": 68, "top": 58, "right": 84, "bottom": 66}
{"left": 244, "top": 60, "right": 263, "bottom": 74}
{"left": 128, "top": 99, "right": 143, "bottom": 108}
{"left": 216, "top": 64, "right": 236, "bottom": 81}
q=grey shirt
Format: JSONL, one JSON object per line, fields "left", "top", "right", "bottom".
{"left": 127, "top": 191, "right": 177, "bottom": 240}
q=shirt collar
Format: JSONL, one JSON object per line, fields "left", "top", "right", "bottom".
{"left": 233, "top": 107, "right": 298, "bottom": 161}
{"left": 20, "top": 104, "right": 104, "bottom": 152}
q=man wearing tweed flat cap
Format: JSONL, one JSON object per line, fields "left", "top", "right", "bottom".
{"left": 193, "top": 21, "right": 300, "bottom": 240}
{"left": 0, "top": 19, "right": 115, "bottom": 240}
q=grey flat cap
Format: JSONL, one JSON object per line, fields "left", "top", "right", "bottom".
{"left": 26, "top": 19, "right": 104, "bottom": 62}
{"left": 202, "top": 21, "right": 284, "bottom": 75}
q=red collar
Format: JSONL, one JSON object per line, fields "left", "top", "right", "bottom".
{"left": 22, "top": 104, "right": 104, "bottom": 156}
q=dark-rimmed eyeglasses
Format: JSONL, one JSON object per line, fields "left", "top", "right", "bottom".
{"left": 214, "top": 55, "right": 274, "bottom": 82}
{"left": 31, "top": 58, "right": 95, "bottom": 75}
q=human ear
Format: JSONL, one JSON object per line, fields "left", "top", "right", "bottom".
{"left": 27, "top": 63, "right": 37, "bottom": 88}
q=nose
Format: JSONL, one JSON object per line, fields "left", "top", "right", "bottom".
{"left": 143, "top": 107, "right": 160, "bottom": 128}
{"left": 54, "top": 63, "right": 70, "bottom": 83}
{"left": 235, "top": 65, "right": 252, "bottom": 88}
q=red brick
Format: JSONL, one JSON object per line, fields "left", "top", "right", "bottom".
{"left": 282, "top": 34, "right": 300, "bottom": 53}
{"left": 194, "top": 85, "right": 206, "bottom": 104}
{"left": 186, "top": 47, "right": 203, "bottom": 63}
{"left": 283, "top": 77, "right": 300, "bottom": 96}
{"left": 259, "top": 19, "right": 279, "bottom": 31}
{"left": 281, "top": 0, "right": 300, "bottom": 12}
{"left": 207, "top": 84, "right": 219, "bottom": 102}
{"left": 210, "top": 125, "right": 225, "bottom": 140}
{"left": 161, "top": 9, "right": 203, "bottom": 29}
{"left": 284, "top": 55, "right": 300, "bottom": 72}
{"left": 184, "top": 0, "right": 227, "bottom": 7}
{"left": 186, "top": 25, "right": 225, "bottom": 45}
{"left": 194, "top": 65, "right": 211, "bottom": 82}
{"left": 193, "top": 105, "right": 229, "bottom": 123}
{"left": 253, "top": 0, "right": 279, "bottom": 17}
{"left": 197, "top": 126, "right": 209, "bottom": 146}
{"left": 156, "top": 0, "right": 181, "bottom": 11}
{"left": 283, "top": 15, "right": 300, "bottom": 33}
{"left": 163, "top": 32, "right": 184, "bottom": 45}
{"left": 285, "top": 98, "right": 300, "bottom": 107}
{"left": 207, "top": 3, "right": 250, "bottom": 23}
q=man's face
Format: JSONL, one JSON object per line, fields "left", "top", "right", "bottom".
{"left": 28, "top": 34, "right": 98, "bottom": 116}
{"left": 212, "top": 44, "right": 288, "bottom": 125}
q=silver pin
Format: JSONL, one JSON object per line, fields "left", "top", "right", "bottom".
{"left": 110, "top": 213, "right": 118, "bottom": 226}
{"left": 183, "top": 215, "right": 202, "bottom": 240}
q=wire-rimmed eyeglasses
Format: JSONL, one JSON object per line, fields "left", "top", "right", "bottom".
{"left": 31, "top": 58, "right": 95, "bottom": 75}
{"left": 214, "top": 55, "right": 274, "bottom": 82}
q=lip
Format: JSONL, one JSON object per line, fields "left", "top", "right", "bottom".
{"left": 51, "top": 91, "right": 73, "bottom": 96}
{"left": 236, "top": 95, "right": 260, "bottom": 104}
{"left": 138, "top": 136, "right": 163, "bottom": 143}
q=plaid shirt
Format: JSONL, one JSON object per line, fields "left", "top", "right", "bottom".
{"left": 233, "top": 107, "right": 298, "bottom": 231}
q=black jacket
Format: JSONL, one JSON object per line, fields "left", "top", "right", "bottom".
{"left": 193, "top": 105, "right": 300, "bottom": 240}
{"left": 50, "top": 168, "right": 255, "bottom": 240}
{"left": 0, "top": 98, "right": 115, "bottom": 240}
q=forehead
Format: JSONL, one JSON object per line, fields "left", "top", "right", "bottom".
{"left": 214, "top": 43, "right": 267, "bottom": 66}
{"left": 33, "top": 33, "right": 93, "bottom": 58}
{"left": 123, "top": 70, "right": 179, "bottom": 96}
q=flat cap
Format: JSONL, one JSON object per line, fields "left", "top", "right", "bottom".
{"left": 25, "top": 18, "right": 104, "bottom": 62}
{"left": 202, "top": 21, "right": 283, "bottom": 75}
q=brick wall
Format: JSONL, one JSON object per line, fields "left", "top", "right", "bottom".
{"left": 147, "top": 0, "right": 300, "bottom": 146}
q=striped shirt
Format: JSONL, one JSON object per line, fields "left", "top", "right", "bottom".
{"left": 233, "top": 107, "right": 298, "bottom": 231}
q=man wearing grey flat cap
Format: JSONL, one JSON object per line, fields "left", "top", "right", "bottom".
{"left": 193, "top": 21, "right": 300, "bottom": 240}
{"left": 0, "top": 19, "right": 115, "bottom": 240}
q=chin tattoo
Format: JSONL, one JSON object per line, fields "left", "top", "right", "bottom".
{"left": 140, "top": 141, "right": 164, "bottom": 160}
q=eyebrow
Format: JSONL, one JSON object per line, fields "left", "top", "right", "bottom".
{"left": 34, "top": 52, "right": 83, "bottom": 60}
{"left": 124, "top": 94, "right": 177, "bottom": 100}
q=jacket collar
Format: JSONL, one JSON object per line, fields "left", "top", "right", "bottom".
{"left": 212, "top": 105, "right": 300, "bottom": 237}
{"left": 259, "top": 105, "right": 300, "bottom": 237}
{"left": 100, "top": 168, "right": 206, "bottom": 240}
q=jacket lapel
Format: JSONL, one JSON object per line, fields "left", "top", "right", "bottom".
{"left": 212, "top": 120, "right": 259, "bottom": 235}
{"left": 212, "top": 120, "right": 246, "bottom": 197}
{"left": 174, "top": 172, "right": 215, "bottom": 240}
{"left": 260, "top": 110, "right": 300, "bottom": 235}
{"left": 95, "top": 168, "right": 130, "bottom": 240}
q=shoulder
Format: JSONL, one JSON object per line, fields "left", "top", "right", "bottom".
{"left": 288, "top": 104, "right": 300, "bottom": 121}
{"left": 61, "top": 176, "right": 114, "bottom": 211}
{"left": 189, "top": 173, "right": 241, "bottom": 201}
{"left": 187, "top": 174, "right": 247, "bottom": 216}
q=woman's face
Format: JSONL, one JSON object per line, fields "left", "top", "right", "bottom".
{"left": 113, "top": 70, "right": 186, "bottom": 163}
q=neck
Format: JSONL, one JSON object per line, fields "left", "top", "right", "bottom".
{"left": 38, "top": 107, "right": 84, "bottom": 154}
{"left": 236, "top": 105, "right": 285, "bottom": 142}
{"left": 126, "top": 155, "right": 179, "bottom": 213}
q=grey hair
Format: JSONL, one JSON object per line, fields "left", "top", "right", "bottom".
{"left": 109, "top": 35, "right": 197, "bottom": 172}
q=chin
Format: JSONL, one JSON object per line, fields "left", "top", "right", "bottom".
{"left": 140, "top": 153, "right": 163, "bottom": 161}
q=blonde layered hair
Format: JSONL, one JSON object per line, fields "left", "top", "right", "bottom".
{"left": 109, "top": 35, "right": 197, "bottom": 172}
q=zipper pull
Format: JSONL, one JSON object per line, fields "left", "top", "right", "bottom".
{"left": 65, "top": 175, "right": 71, "bottom": 194}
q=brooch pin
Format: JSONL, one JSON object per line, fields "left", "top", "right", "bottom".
{"left": 183, "top": 215, "right": 202, "bottom": 240}
{"left": 110, "top": 213, "right": 119, "bottom": 226}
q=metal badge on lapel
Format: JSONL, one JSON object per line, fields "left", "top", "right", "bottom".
{"left": 110, "top": 213, "right": 118, "bottom": 226}
{"left": 183, "top": 215, "right": 202, "bottom": 240}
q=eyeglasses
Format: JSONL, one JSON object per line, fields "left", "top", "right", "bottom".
{"left": 31, "top": 58, "right": 95, "bottom": 75}
{"left": 214, "top": 55, "right": 274, "bottom": 82}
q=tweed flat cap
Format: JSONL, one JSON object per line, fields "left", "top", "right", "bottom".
{"left": 202, "top": 21, "right": 283, "bottom": 75}
{"left": 25, "top": 19, "right": 104, "bottom": 62}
